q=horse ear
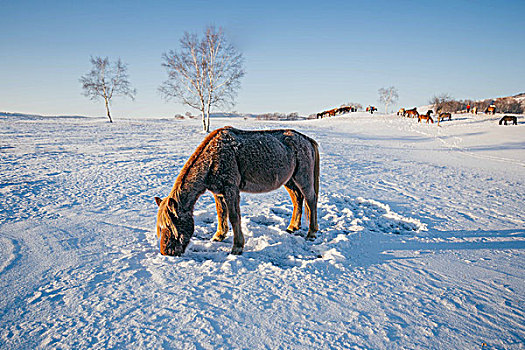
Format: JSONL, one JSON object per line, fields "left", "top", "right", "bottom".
{"left": 167, "top": 197, "right": 178, "bottom": 213}
{"left": 154, "top": 197, "right": 162, "bottom": 207}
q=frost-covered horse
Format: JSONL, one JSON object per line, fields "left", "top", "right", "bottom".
{"left": 154, "top": 126, "right": 320, "bottom": 256}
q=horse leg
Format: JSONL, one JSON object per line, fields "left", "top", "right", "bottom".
{"left": 292, "top": 179, "right": 318, "bottom": 240}
{"left": 284, "top": 181, "right": 304, "bottom": 233}
{"left": 304, "top": 189, "right": 318, "bottom": 240}
{"left": 224, "top": 187, "right": 244, "bottom": 255}
{"left": 211, "top": 194, "right": 229, "bottom": 242}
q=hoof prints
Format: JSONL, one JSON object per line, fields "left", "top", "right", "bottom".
{"left": 186, "top": 192, "right": 426, "bottom": 266}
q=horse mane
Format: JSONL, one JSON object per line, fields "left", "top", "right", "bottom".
{"left": 169, "top": 127, "right": 230, "bottom": 200}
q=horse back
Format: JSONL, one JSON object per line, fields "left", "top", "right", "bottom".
{"left": 206, "top": 127, "right": 317, "bottom": 193}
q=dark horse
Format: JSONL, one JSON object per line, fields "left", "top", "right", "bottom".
{"left": 499, "top": 116, "right": 518, "bottom": 125}
{"left": 155, "top": 127, "right": 320, "bottom": 256}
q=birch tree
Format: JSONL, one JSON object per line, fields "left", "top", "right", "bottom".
{"left": 160, "top": 26, "right": 245, "bottom": 132}
{"left": 80, "top": 57, "right": 136, "bottom": 123}
{"left": 378, "top": 86, "right": 399, "bottom": 114}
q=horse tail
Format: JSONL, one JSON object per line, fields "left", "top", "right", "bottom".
{"left": 309, "top": 138, "right": 320, "bottom": 231}
{"left": 311, "top": 140, "right": 320, "bottom": 200}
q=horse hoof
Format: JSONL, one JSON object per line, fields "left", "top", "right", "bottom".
{"left": 211, "top": 233, "right": 226, "bottom": 242}
{"left": 230, "top": 246, "right": 243, "bottom": 255}
{"left": 306, "top": 233, "right": 317, "bottom": 241}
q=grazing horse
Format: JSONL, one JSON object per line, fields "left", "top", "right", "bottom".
{"left": 499, "top": 115, "right": 518, "bottom": 125}
{"left": 405, "top": 108, "right": 419, "bottom": 118}
{"left": 397, "top": 108, "right": 406, "bottom": 116}
{"left": 154, "top": 127, "right": 320, "bottom": 256}
{"left": 485, "top": 106, "right": 496, "bottom": 115}
{"left": 418, "top": 110, "right": 434, "bottom": 124}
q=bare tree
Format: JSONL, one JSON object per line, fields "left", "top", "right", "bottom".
{"left": 80, "top": 57, "right": 136, "bottom": 123}
{"left": 160, "top": 26, "right": 245, "bottom": 132}
{"left": 429, "top": 93, "right": 454, "bottom": 113}
{"left": 378, "top": 86, "right": 399, "bottom": 114}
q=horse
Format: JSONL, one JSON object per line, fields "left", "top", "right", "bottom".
{"left": 418, "top": 110, "right": 434, "bottom": 124}
{"left": 405, "top": 108, "right": 419, "bottom": 118}
{"left": 499, "top": 115, "right": 518, "bottom": 125}
{"left": 397, "top": 108, "right": 406, "bottom": 116}
{"left": 154, "top": 126, "right": 320, "bottom": 256}
{"left": 438, "top": 112, "right": 452, "bottom": 122}
{"left": 485, "top": 106, "right": 496, "bottom": 115}
{"left": 338, "top": 106, "right": 351, "bottom": 114}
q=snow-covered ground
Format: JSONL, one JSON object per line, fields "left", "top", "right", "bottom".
{"left": 0, "top": 111, "right": 523, "bottom": 349}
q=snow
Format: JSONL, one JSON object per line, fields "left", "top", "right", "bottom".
{"left": 1, "top": 111, "right": 524, "bottom": 349}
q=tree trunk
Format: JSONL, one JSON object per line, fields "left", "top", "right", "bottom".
{"left": 205, "top": 102, "right": 211, "bottom": 133}
{"left": 201, "top": 109, "right": 207, "bottom": 132}
{"left": 104, "top": 98, "right": 113, "bottom": 123}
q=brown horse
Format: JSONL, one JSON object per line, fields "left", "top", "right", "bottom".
{"left": 154, "top": 127, "right": 320, "bottom": 256}
{"left": 499, "top": 115, "right": 518, "bottom": 125}
{"left": 418, "top": 110, "right": 434, "bottom": 124}
{"left": 405, "top": 108, "right": 419, "bottom": 118}
{"left": 438, "top": 112, "right": 452, "bottom": 122}
{"left": 485, "top": 106, "right": 496, "bottom": 115}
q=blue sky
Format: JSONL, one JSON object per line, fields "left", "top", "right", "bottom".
{"left": 1, "top": 0, "right": 524, "bottom": 117}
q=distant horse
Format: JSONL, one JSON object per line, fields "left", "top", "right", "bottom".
{"left": 499, "top": 116, "right": 518, "bottom": 125}
{"left": 472, "top": 106, "right": 478, "bottom": 114}
{"left": 438, "top": 112, "right": 452, "bottom": 122}
{"left": 405, "top": 108, "right": 419, "bottom": 118}
{"left": 327, "top": 108, "right": 337, "bottom": 117}
{"left": 397, "top": 108, "right": 406, "bottom": 116}
{"left": 418, "top": 110, "right": 434, "bottom": 124}
{"left": 337, "top": 106, "right": 351, "bottom": 114}
{"left": 154, "top": 127, "right": 320, "bottom": 256}
{"left": 485, "top": 106, "right": 496, "bottom": 115}
{"left": 366, "top": 106, "right": 377, "bottom": 114}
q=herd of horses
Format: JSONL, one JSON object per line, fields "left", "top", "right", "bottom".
{"left": 317, "top": 104, "right": 517, "bottom": 126}
{"left": 317, "top": 106, "right": 358, "bottom": 118}
{"left": 396, "top": 106, "right": 515, "bottom": 126}
{"left": 397, "top": 108, "right": 448, "bottom": 124}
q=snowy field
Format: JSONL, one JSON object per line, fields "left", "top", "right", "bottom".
{"left": 0, "top": 111, "right": 524, "bottom": 349}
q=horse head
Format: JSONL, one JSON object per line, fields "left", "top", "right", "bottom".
{"left": 154, "top": 196, "right": 194, "bottom": 256}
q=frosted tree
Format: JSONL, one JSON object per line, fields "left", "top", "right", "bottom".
{"left": 80, "top": 57, "right": 136, "bottom": 123}
{"left": 378, "top": 86, "right": 399, "bottom": 114}
{"left": 160, "top": 26, "right": 245, "bottom": 132}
